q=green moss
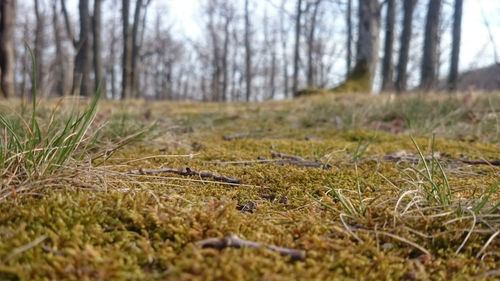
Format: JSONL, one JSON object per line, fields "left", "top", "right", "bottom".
{"left": 331, "top": 59, "right": 372, "bottom": 94}
{"left": 1, "top": 94, "right": 499, "bottom": 280}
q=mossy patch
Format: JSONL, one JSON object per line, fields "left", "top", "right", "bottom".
{"left": 1, "top": 94, "right": 499, "bottom": 280}
{"left": 331, "top": 59, "right": 372, "bottom": 94}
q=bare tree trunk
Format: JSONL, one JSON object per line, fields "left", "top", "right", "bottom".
{"left": 121, "top": 0, "right": 132, "bottom": 99}
{"left": 33, "top": 0, "right": 45, "bottom": 95}
{"left": 332, "top": 0, "right": 380, "bottom": 93}
{"left": 355, "top": 0, "right": 381, "bottom": 90}
{"left": 52, "top": 0, "right": 66, "bottom": 96}
{"left": 448, "top": 0, "right": 463, "bottom": 92}
{"left": 108, "top": 13, "right": 118, "bottom": 99}
{"left": 244, "top": 0, "right": 252, "bottom": 101}
{"left": 306, "top": 0, "right": 320, "bottom": 88}
{"left": 93, "top": 0, "right": 104, "bottom": 95}
{"left": 60, "top": 0, "right": 76, "bottom": 97}
{"left": 222, "top": 4, "right": 233, "bottom": 102}
{"left": 0, "top": 0, "right": 16, "bottom": 98}
{"left": 395, "top": 0, "right": 417, "bottom": 93}
{"left": 270, "top": 47, "right": 276, "bottom": 99}
{"left": 346, "top": 0, "right": 352, "bottom": 79}
{"left": 269, "top": 22, "right": 277, "bottom": 100}
{"left": 381, "top": 0, "right": 395, "bottom": 91}
{"left": 68, "top": 0, "right": 92, "bottom": 97}
{"left": 207, "top": 3, "right": 221, "bottom": 102}
{"left": 279, "top": 0, "right": 289, "bottom": 98}
{"left": 230, "top": 28, "right": 239, "bottom": 101}
{"left": 292, "top": 0, "right": 302, "bottom": 97}
{"left": 420, "top": 0, "right": 442, "bottom": 92}
{"left": 130, "top": 0, "right": 143, "bottom": 98}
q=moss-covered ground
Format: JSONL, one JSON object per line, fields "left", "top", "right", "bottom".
{"left": 1, "top": 93, "right": 499, "bottom": 280}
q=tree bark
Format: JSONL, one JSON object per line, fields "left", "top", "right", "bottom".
{"left": 395, "top": 0, "right": 417, "bottom": 93}
{"left": 292, "top": 0, "right": 302, "bottom": 97}
{"left": 420, "top": 0, "right": 442, "bottom": 92}
{"left": 448, "top": 0, "right": 463, "bottom": 92}
{"left": 108, "top": 14, "right": 118, "bottom": 99}
{"left": 244, "top": 0, "right": 252, "bottom": 101}
{"left": 306, "top": 0, "right": 320, "bottom": 88}
{"left": 93, "top": 0, "right": 104, "bottom": 95}
{"left": 279, "top": 0, "right": 289, "bottom": 98}
{"left": 331, "top": 0, "right": 380, "bottom": 94}
{"left": 52, "top": 0, "right": 67, "bottom": 96}
{"left": 33, "top": 0, "right": 45, "bottom": 95}
{"left": 0, "top": 0, "right": 16, "bottom": 98}
{"left": 381, "top": 0, "right": 395, "bottom": 91}
{"left": 130, "top": 0, "right": 143, "bottom": 98}
{"left": 121, "top": 0, "right": 132, "bottom": 99}
{"left": 346, "top": 0, "right": 352, "bottom": 79}
{"left": 221, "top": 6, "right": 232, "bottom": 102}
{"left": 355, "top": 0, "right": 381, "bottom": 90}
{"left": 72, "top": 0, "right": 92, "bottom": 96}
{"left": 207, "top": 3, "right": 221, "bottom": 101}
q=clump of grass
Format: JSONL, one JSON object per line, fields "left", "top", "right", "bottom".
{"left": 408, "top": 135, "right": 452, "bottom": 206}
{"left": 310, "top": 134, "right": 499, "bottom": 258}
{"left": 0, "top": 47, "right": 100, "bottom": 200}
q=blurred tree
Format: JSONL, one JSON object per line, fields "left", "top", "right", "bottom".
{"left": 121, "top": 0, "right": 131, "bottom": 99}
{"left": 0, "top": 0, "right": 16, "bottom": 98}
{"left": 420, "top": 0, "right": 442, "bottom": 92}
{"left": 292, "top": 0, "right": 302, "bottom": 97}
{"left": 396, "top": 0, "right": 417, "bottom": 93}
{"left": 333, "top": 0, "right": 380, "bottom": 93}
{"left": 33, "top": 0, "right": 45, "bottom": 95}
{"left": 381, "top": 0, "right": 395, "bottom": 91}
{"left": 51, "top": 0, "right": 68, "bottom": 96}
{"left": 61, "top": 0, "right": 92, "bottom": 96}
{"left": 279, "top": 0, "right": 289, "bottom": 98}
{"left": 448, "top": 0, "right": 463, "bottom": 91}
{"left": 345, "top": 0, "right": 352, "bottom": 79}
{"left": 93, "top": 0, "right": 104, "bottom": 95}
{"left": 244, "top": 0, "right": 252, "bottom": 101}
{"left": 306, "top": 0, "right": 321, "bottom": 88}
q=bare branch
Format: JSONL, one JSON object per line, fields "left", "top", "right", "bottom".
{"left": 127, "top": 167, "right": 242, "bottom": 184}
{"left": 60, "top": 0, "right": 77, "bottom": 47}
{"left": 196, "top": 234, "right": 306, "bottom": 261}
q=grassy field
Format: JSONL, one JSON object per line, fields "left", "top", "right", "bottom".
{"left": 0, "top": 92, "right": 499, "bottom": 280}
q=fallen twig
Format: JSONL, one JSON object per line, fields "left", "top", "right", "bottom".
{"left": 459, "top": 159, "right": 500, "bottom": 166}
{"left": 223, "top": 132, "right": 250, "bottom": 140}
{"left": 196, "top": 234, "right": 306, "bottom": 261}
{"left": 384, "top": 152, "right": 500, "bottom": 167}
{"left": 276, "top": 159, "right": 332, "bottom": 169}
{"left": 271, "top": 152, "right": 305, "bottom": 161}
{"left": 214, "top": 157, "right": 331, "bottom": 169}
{"left": 271, "top": 152, "right": 331, "bottom": 169}
{"left": 127, "top": 167, "right": 242, "bottom": 184}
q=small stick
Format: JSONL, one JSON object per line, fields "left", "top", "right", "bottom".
{"left": 127, "top": 167, "right": 242, "bottom": 184}
{"left": 271, "top": 152, "right": 305, "bottom": 161}
{"left": 223, "top": 132, "right": 250, "bottom": 140}
{"left": 276, "top": 159, "right": 332, "bottom": 169}
{"left": 384, "top": 154, "right": 500, "bottom": 167}
{"left": 196, "top": 234, "right": 306, "bottom": 261}
{"left": 213, "top": 158, "right": 331, "bottom": 169}
{"left": 459, "top": 159, "right": 500, "bottom": 166}
{"left": 215, "top": 159, "right": 278, "bottom": 166}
